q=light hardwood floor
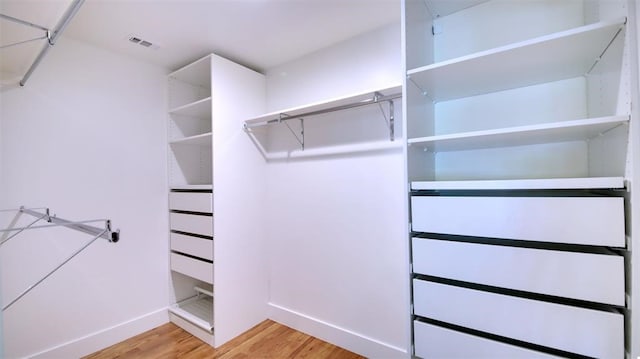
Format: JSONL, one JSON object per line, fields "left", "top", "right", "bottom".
{"left": 84, "top": 320, "right": 364, "bottom": 358}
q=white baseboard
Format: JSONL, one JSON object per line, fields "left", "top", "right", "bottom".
{"left": 28, "top": 308, "right": 169, "bottom": 359}
{"left": 268, "top": 302, "right": 409, "bottom": 358}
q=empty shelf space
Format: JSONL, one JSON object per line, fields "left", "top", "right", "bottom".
{"left": 169, "top": 97, "right": 212, "bottom": 118}
{"left": 169, "top": 294, "right": 214, "bottom": 333}
{"left": 411, "top": 176, "right": 625, "bottom": 191}
{"left": 169, "top": 132, "right": 212, "bottom": 146}
{"left": 407, "top": 18, "right": 625, "bottom": 102}
{"left": 245, "top": 84, "right": 401, "bottom": 126}
{"left": 168, "top": 55, "right": 211, "bottom": 88}
{"left": 408, "top": 115, "right": 629, "bottom": 152}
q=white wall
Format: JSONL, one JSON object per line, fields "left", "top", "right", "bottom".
{"left": 263, "top": 23, "right": 410, "bottom": 357}
{"left": 0, "top": 37, "right": 168, "bottom": 358}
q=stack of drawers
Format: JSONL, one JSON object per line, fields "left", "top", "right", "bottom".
{"left": 169, "top": 190, "right": 213, "bottom": 284}
{"left": 410, "top": 192, "right": 626, "bottom": 358}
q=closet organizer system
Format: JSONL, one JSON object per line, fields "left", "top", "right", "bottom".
{"left": 0, "top": 207, "right": 120, "bottom": 311}
{"left": 404, "top": 0, "right": 633, "bottom": 358}
{"left": 167, "top": 52, "right": 402, "bottom": 345}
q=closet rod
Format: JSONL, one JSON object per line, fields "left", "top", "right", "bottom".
{"left": 244, "top": 92, "right": 402, "bottom": 129}
{"left": 19, "top": 0, "right": 85, "bottom": 86}
{"left": 0, "top": 13, "right": 49, "bottom": 32}
{"left": 20, "top": 207, "right": 120, "bottom": 243}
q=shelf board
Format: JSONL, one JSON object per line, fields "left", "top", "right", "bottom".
{"left": 425, "top": 0, "right": 489, "bottom": 17}
{"left": 169, "top": 97, "right": 212, "bottom": 119}
{"left": 407, "top": 18, "right": 626, "bottom": 102}
{"left": 171, "top": 184, "right": 213, "bottom": 191}
{"left": 245, "top": 84, "right": 402, "bottom": 126}
{"left": 168, "top": 54, "right": 211, "bottom": 88}
{"left": 408, "top": 115, "right": 629, "bottom": 152}
{"left": 412, "top": 177, "right": 625, "bottom": 190}
{"left": 169, "top": 295, "right": 213, "bottom": 333}
{"left": 169, "top": 132, "right": 212, "bottom": 146}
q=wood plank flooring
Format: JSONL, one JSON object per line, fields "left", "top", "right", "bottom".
{"left": 84, "top": 320, "right": 364, "bottom": 358}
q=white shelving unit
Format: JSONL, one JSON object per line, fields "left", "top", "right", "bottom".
{"left": 403, "top": 0, "right": 633, "bottom": 357}
{"left": 169, "top": 97, "right": 213, "bottom": 119}
{"left": 244, "top": 84, "right": 402, "bottom": 156}
{"left": 169, "top": 132, "right": 213, "bottom": 147}
{"left": 408, "top": 115, "right": 629, "bottom": 152}
{"left": 245, "top": 84, "right": 401, "bottom": 126}
{"left": 407, "top": 18, "right": 625, "bottom": 102}
{"left": 167, "top": 55, "right": 215, "bottom": 345}
{"left": 166, "top": 53, "right": 269, "bottom": 349}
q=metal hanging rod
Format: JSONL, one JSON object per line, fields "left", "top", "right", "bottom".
{"left": 244, "top": 92, "right": 401, "bottom": 129}
{"left": 0, "top": 206, "right": 120, "bottom": 311}
{"left": 0, "top": 0, "right": 85, "bottom": 86}
{"left": 20, "top": 207, "right": 120, "bottom": 242}
{"left": 0, "top": 13, "right": 50, "bottom": 32}
{"left": 244, "top": 91, "right": 400, "bottom": 150}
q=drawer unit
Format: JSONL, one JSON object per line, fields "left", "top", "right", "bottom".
{"left": 170, "top": 212, "right": 213, "bottom": 237}
{"left": 413, "top": 279, "right": 623, "bottom": 358}
{"left": 412, "top": 237, "right": 625, "bottom": 305}
{"left": 170, "top": 252, "right": 213, "bottom": 284}
{"left": 413, "top": 320, "right": 558, "bottom": 359}
{"left": 169, "top": 191, "right": 212, "bottom": 213}
{"left": 171, "top": 232, "right": 213, "bottom": 261}
{"left": 411, "top": 196, "right": 625, "bottom": 247}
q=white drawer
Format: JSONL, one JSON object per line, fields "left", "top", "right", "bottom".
{"left": 171, "top": 232, "right": 213, "bottom": 261}
{"left": 170, "top": 212, "right": 213, "bottom": 236}
{"left": 412, "top": 238, "right": 624, "bottom": 305}
{"left": 413, "top": 321, "right": 558, "bottom": 359}
{"left": 413, "top": 280, "right": 623, "bottom": 358}
{"left": 169, "top": 192, "right": 212, "bottom": 213}
{"left": 170, "top": 252, "right": 213, "bottom": 284}
{"left": 411, "top": 196, "right": 625, "bottom": 247}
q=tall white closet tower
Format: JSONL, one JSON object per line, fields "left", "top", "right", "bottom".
{"left": 403, "top": 0, "right": 639, "bottom": 357}
{"left": 166, "top": 54, "right": 268, "bottom": 347}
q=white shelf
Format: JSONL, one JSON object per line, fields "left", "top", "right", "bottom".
{"left": 407, "top": 18, "right": 626, "bottom": 102}
{"left": 425, "top": 0, "right": 489, "bottom": 17}
{"left": 169, "top": 97, "right": 212, "bottom": 119}
{"left": 171, "top": 184, "right": 213, "bottom": 191}
{"left": 169, "top": 132, "right": 212, "bottom": 146}
{"left": 245, "top": 84, "right": 402, "bottom": 126}
{"left": 169, "top": 294, "right": 214, "bottom": 333}
{"left": 408, "top": 115, "right": 629, "bottom": 152}
{"left": 168, "top": 54, "right": 211, "bottom": 88}
{"left": 411, "top": 177, "right": 625, "bottom": 191}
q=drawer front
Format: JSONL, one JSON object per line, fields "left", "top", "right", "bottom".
{"left": 169, "top": 192, "right": 212, "bottom": 213}
{"left": 170, "top": 212, "right": 213, "bottom": 236}
{"left": 412, "top": 238, "right": 624, "bottom": 305}
{"left": 413, "top": 321, "right": 557, "bottom": 359}
{"left": 413, "top": 279, "right": 623, "bottom": 358}
{"left": 171, "top": 232, "right": 213, "bottom": 261}
{"left": 411, "top": 196, "right": 624, "bottom": 247}
{"left": 170, "top": 252, "right": 213, "bottom": 284}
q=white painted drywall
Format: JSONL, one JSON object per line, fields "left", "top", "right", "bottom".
{"left": 263, "top": 23, "right": 410, "bottom": 357}
{"left": 0, "top": 37, "right": 168, "bottom": 358}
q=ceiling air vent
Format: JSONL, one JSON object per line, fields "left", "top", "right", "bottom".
{"left": 128, "top": 35, "right": 159, "bottom": 49}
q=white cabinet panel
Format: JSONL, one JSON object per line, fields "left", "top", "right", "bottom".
{"left": 169, "top": 192, "right": 212, "bottom": 213}
{"left": 170, "top": 212, "right": 213, "bottom": 237}
{"left": 171, "top": 232, "right": 213, "bottom": 261}
{"left": 413, "top": 280, "right": 623, "bottom": 358}
{"left": 411, "top": 196, "right": 625, "bottom": 247}
{"left": 413, "top": 320, "right": 558, "bottom": 358}
{"left": 412, "top": 238, "right": 624, "bottom": 305}
{"left": 171, "top": 252, "right": 213, "bottom": 284}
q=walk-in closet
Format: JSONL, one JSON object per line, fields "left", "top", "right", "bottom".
{"left": 1, "top": 0, "right": 639, "bottom": 358}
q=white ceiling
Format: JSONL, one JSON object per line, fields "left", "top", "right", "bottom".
{"left": 0, "top": 0, "right": 399, "bottom": 85}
